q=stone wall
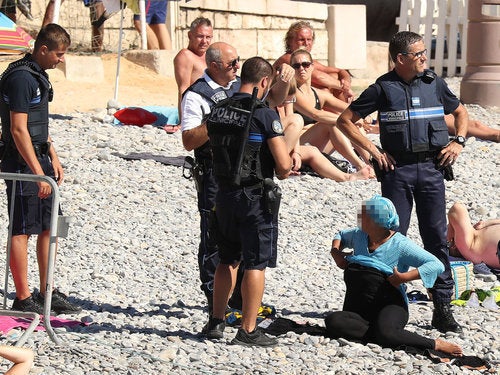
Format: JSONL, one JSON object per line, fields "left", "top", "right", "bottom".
{"left": 14, "top": 0, "right": 389, "bottom": 80}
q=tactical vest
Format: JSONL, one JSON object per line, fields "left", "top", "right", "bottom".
{"left": 376, "top": 70, "right": 449, "bottom": 153}
{"left": 206, "top": 95, "right": 267, "bottom": 187}
{"left": 0, "top": 55, "right": 52, "bottom": 148}
{"left": 184, "top": 76, "right": 241, "bottom": 161}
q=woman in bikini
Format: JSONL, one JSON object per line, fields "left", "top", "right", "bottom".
{"left": 290, "top": 49, "right": 372, "bottom": 173}
{"left": 274, "top": 78, "right": 372, "bottom": 181}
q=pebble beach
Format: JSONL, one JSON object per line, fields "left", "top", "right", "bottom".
{"left": 0, "top": 77, "right": 498, "bottom": 374}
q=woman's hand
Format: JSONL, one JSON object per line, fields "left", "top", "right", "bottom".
{"left": 330, "top": 247, "right": 348, "bottom": 269}
{"left": 387, "top": 267, "right": 404, "bottom": 288}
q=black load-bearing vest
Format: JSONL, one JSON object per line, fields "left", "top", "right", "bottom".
{"left": 0, "top": 55, "right": 52, "bottom": 147}
{"left": 376, "top": 70, "right": 449, "bottom": 153}
{"left": 183, "top": 76, "right": 241, "bottom": 161}
{"left": 206, "top": 94, "right": 267, "bottom": 187}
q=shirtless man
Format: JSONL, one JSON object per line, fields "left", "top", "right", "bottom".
{"left": 173, "top": 17, "right": 213, "bottom": 117}
{"left": 447, "top": 202, "right": 500, "bottom": 269}
{"left": 273, "top": 21, "right": 353, "bottom": 103}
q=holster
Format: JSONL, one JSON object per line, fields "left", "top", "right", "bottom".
{"left": 434, "top": 158, "right": 454, "bottom": 181}
{"left": 370, "top": 158, "right": 386, "bottom": 182}
{"left": 263, "top": 178, "right": 282, "bottom": 217}
{"left": 182, "top": 156, "right": 205, "bottom": 192}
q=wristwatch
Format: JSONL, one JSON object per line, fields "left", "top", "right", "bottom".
{"left": 453, "top": 136, "right": 466, "bottom": 147}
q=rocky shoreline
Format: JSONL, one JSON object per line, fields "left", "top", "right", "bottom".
{"left": 0, "top": 78, "right": 498, "bottom": 374}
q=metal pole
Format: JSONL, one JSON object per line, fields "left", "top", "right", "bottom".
{"left": 139, "top": 0, "right": 147, "bottom": 49}
{"left": 53, "top": 0, "right": 62, "bottom": 23}
{"left": 113, "top": 5, "right": 125, "bottom": 102}
{"left": 0, "top": 173, "right": 62, "bottom": 344}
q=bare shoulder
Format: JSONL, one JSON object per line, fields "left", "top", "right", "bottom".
{"left": 174, "top": 48, "right": 194, "bottom": 65}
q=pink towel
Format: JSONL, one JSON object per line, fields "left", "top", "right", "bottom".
{"left": 0, "top": 315, "right": 85, "bottom": 334}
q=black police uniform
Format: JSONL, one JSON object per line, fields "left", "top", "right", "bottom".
{"left": 0, "top": 55, "right": 59, "bottom": 235}
{"left": 207, "top": 92, "right": 284, "bottom": 270}
{"left": 349, "top": 69, "right": 460, "bottom": 303}
{"left": 182, "top": 77, "right": 241, "bottom": 300}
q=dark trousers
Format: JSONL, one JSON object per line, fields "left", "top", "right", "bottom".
{"left": 381, "top": 159, "right": 453, "bottom": 302}
{"left": 196, "top": 165, "right": 243, "bottom": 306}
{"left": 196, "top": 167, "right": 219, "bottom": 297}
{"left": 325, "top": 263, "right": 434, "bottom": 350}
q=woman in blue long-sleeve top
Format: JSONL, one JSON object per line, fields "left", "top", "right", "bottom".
{"left": 326, "top": 195, "right": 462, "bottom": 356}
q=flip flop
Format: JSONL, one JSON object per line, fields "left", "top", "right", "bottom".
{"left": 407, "top": 290, "right": 429, "bottom": 303}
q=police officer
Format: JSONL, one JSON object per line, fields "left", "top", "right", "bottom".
{"left": 181, "top": 42, "right": 294, "bottom": 314}
{"left": 0, "top": 24, "right": 81, "bottom": 315}
{"left": 181, "top": 42, "right": 242, "bottom": 313}
{"left": 337, "top": 31, "right": 468, "bottom": 333}
{"left": 202, "top": 57, "right": 292, "bottom": 346}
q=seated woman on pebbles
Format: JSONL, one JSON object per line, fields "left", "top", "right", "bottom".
{"left": 290, "top": 49, "right": 374, "bottom": 173}
{"left": 273, "top": 77, "right": 373, "bottom": 181}
{"left": 326, "top": 195, "right": 463, "bottom": 357}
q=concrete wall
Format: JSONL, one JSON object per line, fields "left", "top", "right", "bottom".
{"left": 14, "top": 0, "right": 389, "bottom": 81}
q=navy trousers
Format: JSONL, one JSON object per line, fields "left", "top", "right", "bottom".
{"left": 381, "top": 159, "right": 454, "bottom": 303}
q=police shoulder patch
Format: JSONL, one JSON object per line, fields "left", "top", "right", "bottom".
{"left": 272, "top": 120, "right": 284, "bottom": 134}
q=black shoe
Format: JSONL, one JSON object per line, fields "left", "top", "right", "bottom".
{"left": 432, "top": 302, "right": 462, "bottom": 333}
{"left": 37, "top": 289, "right": 82, "bottom": 315}
{"left": 11, "top": 295, "right": 45, "bottom": 315}
{"left": 231, "top": 327, "right": 278, "bottom": 347}
{"left": 201, "top": 317, "right": 225, "bottom": 339}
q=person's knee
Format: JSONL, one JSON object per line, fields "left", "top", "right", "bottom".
{"left": 324, "top": 312, "right": 343, "bottom": 335}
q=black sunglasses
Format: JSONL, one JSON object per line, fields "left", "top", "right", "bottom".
{"left": 292, "top": 61, "right": 312, "bottom": 70}
{"left": 400, "top": 49, "right": 427, "bottom": 59}
{"left": 227, "top": 56, "right": 240, "bottom": 68}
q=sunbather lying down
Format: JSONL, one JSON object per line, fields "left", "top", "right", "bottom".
{"left": 360, "top": 115, "right": 500, "bottom": 143}
{"left": 447, "top": 202, "right": 500, "bottom": 269}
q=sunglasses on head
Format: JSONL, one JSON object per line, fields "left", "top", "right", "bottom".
{"left": 292, "top": 61, "right": 312, "bottom": 70}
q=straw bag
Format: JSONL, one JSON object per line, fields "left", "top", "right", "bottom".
{"left": 450, "top": 261, "right": 474, "bottom": 299}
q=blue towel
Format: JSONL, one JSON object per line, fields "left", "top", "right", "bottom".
{"left": 114, "top": 106, "right": 179, "bottom": 126}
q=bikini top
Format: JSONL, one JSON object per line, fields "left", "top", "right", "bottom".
{"left": 295, "top": 87, "right": 320, "bottom": 125}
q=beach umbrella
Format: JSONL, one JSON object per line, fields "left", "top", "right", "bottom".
{"left": 0, "top": 11, "right": 34, "bottom": 54}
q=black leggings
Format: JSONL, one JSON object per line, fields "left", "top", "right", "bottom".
{"left": 325, "top": 263, "right": 434, "bottom": 350}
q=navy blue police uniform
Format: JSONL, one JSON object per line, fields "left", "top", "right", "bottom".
{"left": 349, "top": 69, "right": 460, "bottom": 303}
{"left": 182, "top": 77, "right": 241, "bottom": 301}
{"left": 0, "top": 55, "right": 60, "bottom": 235}
{"left": 207, "top": 92, "right": 284, "bottom": 270}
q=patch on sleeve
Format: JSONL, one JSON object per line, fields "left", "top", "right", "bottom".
{"left": 272, "top": 120, "right": 284, "bottom": 134}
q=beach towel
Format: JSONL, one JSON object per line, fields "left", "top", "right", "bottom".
{"left": 112, "top": 152, "right": 186, "bottom": 167}
{"left": 0, "top": 315, "right": 85, "bottom": 334}
{"left": 113, "top": 106, "right": 179, "bottom": 128}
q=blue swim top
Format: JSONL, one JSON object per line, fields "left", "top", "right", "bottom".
{"left": 363, "top": 195, "right": 400, "bottom": 230}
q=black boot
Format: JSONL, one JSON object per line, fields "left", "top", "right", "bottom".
{"left": 432, "top": 302, "right": 462, "bottom": 333}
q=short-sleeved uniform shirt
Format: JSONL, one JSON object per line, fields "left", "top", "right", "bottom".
{"left": 215, "top": 92, "right": 284, "bottom": 270}
{"left": 349, "top": 70, "right": 460, "bottom": 123}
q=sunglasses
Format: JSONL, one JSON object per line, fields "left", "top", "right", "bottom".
{"left": 226, "top": 56, "right": 240, "bottom": 68}
{"left": 292, "top": 61, "right": 312, "bottom": 70}
{"left": 400, "top": 49, "right": 427, "bottom": 59}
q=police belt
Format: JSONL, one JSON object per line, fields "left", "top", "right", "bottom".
{"left": 218, "top": 181, "right": 263, "bottom": 193}
{"left": 33, "top": 142, "right": 51, "bottom": 157}
{"left": 2, "top": 142, "right": 50, "bottom": 158}
{"left": 391, "top": 150, "right": 438, "bottom": 164}
{"left": 194, "top": 155, "right": 213, "bottom": 171}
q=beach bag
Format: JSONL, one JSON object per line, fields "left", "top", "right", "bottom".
{"left": 450, "top": 261, "right": 474, "bottom": 300}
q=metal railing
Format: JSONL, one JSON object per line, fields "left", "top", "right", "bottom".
{"left": 0, "top": 172, "right": 70, "bottom": 345}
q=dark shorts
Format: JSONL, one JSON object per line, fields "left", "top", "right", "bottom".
{"left": 133, "top": 0, "right": 167, "bottom": 24}
{"left": 1, "top": 155, "right": 61, "bottom": 235}
{"left": 214, "top": 186, "right": 278, "bottom": 270}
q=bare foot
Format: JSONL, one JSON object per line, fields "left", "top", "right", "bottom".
{"left": 348, "top": 165, "right": 374, "bottom": 181}
{"left": 435, "top": 338, "right": 463, "bottom": 356}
